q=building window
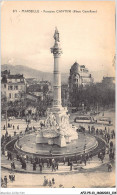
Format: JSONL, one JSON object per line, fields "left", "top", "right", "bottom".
{"left": 8, "top": 86, "right": 13, "bottom": 90}
{"left": 14, "top": 86, "right": 18, "bottom": 90}
{"left": 15, "top": 79, "right": 17, "bottom": 82}
{"left": 9, "top": 93, "right": 11, "bottom": 98}
{"left": 4, "top": 84, "right": 6, "bottom": 88}
{"left": 15, "top": 93, "right": 18, "bottom": 98}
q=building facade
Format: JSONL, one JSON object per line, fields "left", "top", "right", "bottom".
{"left": 69, "top": 62, "right": 93, "bottom": 90}
{"left": 26, "top": 81, "right": 52, "bottom": 101}
{"left": 1, "top": 70, "right": 26, "bottom": 102}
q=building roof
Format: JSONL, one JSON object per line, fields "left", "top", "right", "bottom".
{"left": 26, "top": 92, "right": 39, "bottom": 98}
{"left": 27, "top": 84, "right": 42, "bottom": 92}
{"left": 1, "top": 76, "right": 7, "bottom": 84}
{"left": 72, "top": 62, "right": 79, "bottom": 67}
{"left": 1, "top": 73, "right": 25, "bottom": 84}
{"left": 103, "top": 76, "right": 115, "bottom": 80}
{"left": 7, "top": 74, "right": 24, "bottom": 79}
{"left": 1, "top": 70, "right": 10, "bottom": 76}
{"left": 80, "top": 65, "right": 85, "bottom": 68}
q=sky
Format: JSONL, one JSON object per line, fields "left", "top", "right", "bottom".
{"left": 1, "top": 1, "right": 115, "bottom": 82}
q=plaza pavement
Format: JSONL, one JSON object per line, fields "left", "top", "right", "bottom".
{"left": 1, "top": 109, "right": 115, "bottom": 188}
{"left": 1, "top": 118, "right": 41, "bottom": 136}
{"left": 1, "top": 158, "right": 115, "bottom": 188}
{"left": 1, "top": 152, "right": 111, "bottom": 174}
{"left": 1, "top": 151, "right": 115, "bottom": 188}
{"left": 1, "top": 109, "right": 115, "bottom": 137}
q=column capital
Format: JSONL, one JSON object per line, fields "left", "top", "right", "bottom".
{"left": 51, "top": 47, "right": 62, "bottom": 57}
{"left": 51, "top": 28, "right": 62, "bottom": 57}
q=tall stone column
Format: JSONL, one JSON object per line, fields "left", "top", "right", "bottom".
{"left": 51, "top": 28, "right": 62, "bottom": 108}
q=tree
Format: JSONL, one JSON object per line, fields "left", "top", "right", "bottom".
{"left": 69, "top": 82, "right": 115, "bottom": 109}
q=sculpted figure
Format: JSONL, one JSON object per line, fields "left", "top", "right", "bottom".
{"left": 54, "top": 27, "right": 60, "bottom": 42}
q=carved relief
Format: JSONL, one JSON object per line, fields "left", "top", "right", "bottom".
{"left": 45, "top": 112, "right": 58, "bottom": 129}
{"left": 61, "top": 115, "right": 70, "bottom": 129}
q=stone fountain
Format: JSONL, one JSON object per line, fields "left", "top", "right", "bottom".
{"left": 36, "top": 28, "right": 78, "bottom": 147}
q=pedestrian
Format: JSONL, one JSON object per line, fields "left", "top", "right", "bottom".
{"left": 48, "top": 179, "right": 52, "bottom": 187}
{"left": 107, "top": 163, "right": 112, "bottom": 172}
{"left": 12, "top": 160, "right": 15, "bottom": 169}
{"left": 33, "top": 162, "right": 36, "bottom": 171}
{"left": 84, "top": 158, "right": 87, "bottom": 166}
{"left": 105, "top": 127, "right": 107, "bottom": 132}
{"left": 88, "top": 125, "right": 90, "bottom": 133}
{"left": 11, "top": 161, "right": 13, "bottom": 169}
{"left": 12, "top": 173, "right": 15, "bottom": 181}
{"left": 52, "top": 177, "right": 55, "bottom": 185}
{"left": 5, "top": 131, "right": 8, "bottom": 138}
{"left": 52, "top": 158, "right": 55, "bottom": 164}
{"left": 43, "top": 176, "right": 48, "bottom": 186}
{"left": 100, "top": 154, "right": 104, "bottom": 163}
{"left": 39, "top": 163, "right": 42, "bottom": 173}
{"left": 22, "top": 160, "right": 25, "bottom": 170}
{"left": 96, "top": 129, "right": 98, "bottom": 135}
{"left": 110, "top": 141, "right": 113, "bottom": 148}
{"left": 52, "top": 163, "right": 55, "bottom": 171}
{"left": 55, "top": 161, "right": 58, "bottom": 170}
{"left": 9, "top": 172, "right": 12, "bottom": 181}
{"left": 70, "top": 162, "right": 73, "bottom": 171}
{"left": 63, "top": 156, "right": 66, "bottom": 165}
{"left": 113, "top": 131, "right": 115, "bottom": 139}
{"left": 4, "top": 176, "right": 7, "bottom": 185}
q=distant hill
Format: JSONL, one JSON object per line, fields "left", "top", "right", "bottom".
{"left": 1, "top": 64, "right": 106, "bottom": 83}
{"left": 1, "top": 64, "right": 69, "bottom": 83}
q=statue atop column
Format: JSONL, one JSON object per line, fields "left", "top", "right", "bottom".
{"left": 54, "top": 27, "right": 60, "bottom": 42}
{"left": 51, "top": 27, "right": 62, "bottom": 55}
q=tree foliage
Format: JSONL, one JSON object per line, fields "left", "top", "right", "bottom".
{"left": 69, "top": 83, "right": 115, "bottom": 108}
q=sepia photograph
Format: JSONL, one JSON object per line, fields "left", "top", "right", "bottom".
{"left": 1, "top": 0, "right": 116, "bottom": 192}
